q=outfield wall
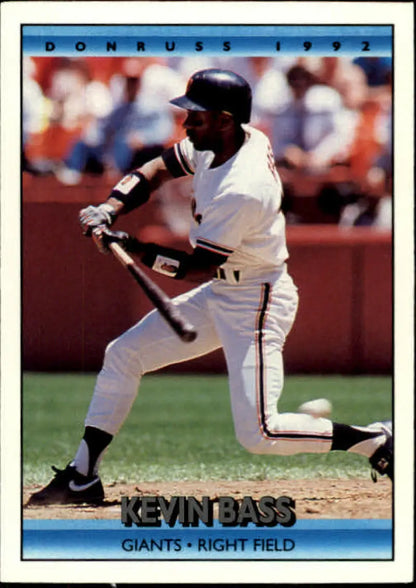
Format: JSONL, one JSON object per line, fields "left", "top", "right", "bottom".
{"left": 22, "top": 176, "right": 392, "bottom": 374}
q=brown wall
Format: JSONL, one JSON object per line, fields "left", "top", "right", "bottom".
{"left": 22, "top": 177, "right": 392, "bottom": 374}
{"left": 283, "top": 226, "right": 392, "bottom": 373}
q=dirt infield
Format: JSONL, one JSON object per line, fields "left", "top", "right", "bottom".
{"left": 23, "top": 478, "right": 392, "bottom": 520}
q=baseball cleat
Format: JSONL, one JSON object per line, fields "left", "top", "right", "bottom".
{"left": 27, "top": 464, "right": 104, "bottom": 506}
{"left": 368, "top": 421, "right": 393, "bottom": 482}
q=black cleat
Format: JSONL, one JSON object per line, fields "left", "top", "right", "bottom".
{"left": 369, "top": 421, "right": 393, "bottom": 482}
{"left": 27, "top": 465, "right": 104, "bottom": 506}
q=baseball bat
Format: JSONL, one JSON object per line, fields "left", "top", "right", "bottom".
{"left": 108, "top": 242, "right": 197, "bottom": 343}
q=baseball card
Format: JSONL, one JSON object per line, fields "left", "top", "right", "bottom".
{"left": 1, "top": 1, "right": 414, "bottom": 584}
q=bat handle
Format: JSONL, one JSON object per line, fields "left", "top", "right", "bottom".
{"left": 108, "top": 241, "right": 135, "bottom": 266}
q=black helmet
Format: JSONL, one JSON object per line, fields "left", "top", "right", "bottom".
{"left": 170, "top": 69, "right": 252, "bottom": 123}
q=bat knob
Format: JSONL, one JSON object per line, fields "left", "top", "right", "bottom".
{"left": 181, "top": 328, "right": 198, "bottom": 343}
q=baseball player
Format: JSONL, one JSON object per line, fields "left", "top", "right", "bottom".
{"left": 28, "top": 69, "right": 393, "bottom": 506}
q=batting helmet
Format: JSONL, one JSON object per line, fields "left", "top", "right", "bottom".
{"left": 170, "top": 69, "right": 252, "bottom": 123}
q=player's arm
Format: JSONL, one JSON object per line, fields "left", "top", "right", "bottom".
{"left": 79, "top": 156, "right": 173, "bottom": 234}
{"left": 80, "top": 138, "right": 196, "bottom": 234}
{"left": 93, "top": 227, "right": 228, "bottom": 283}
{"left": 139, "top": 241, "right": 228, "bottom": 283}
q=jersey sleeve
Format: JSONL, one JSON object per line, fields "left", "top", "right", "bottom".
{"left": 162, "top": 138, "right": 196, "bottom": 178}
{"left": 195, "top": 193, "right": 259, "bottom": 257}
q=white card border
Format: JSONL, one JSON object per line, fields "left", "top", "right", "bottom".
{"left": 1, "top": 1, "right": 414, "bottom": 583}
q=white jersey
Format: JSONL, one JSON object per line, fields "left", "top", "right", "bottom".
{"left": 165, "top": 125, "right": 289, "bottom": 273}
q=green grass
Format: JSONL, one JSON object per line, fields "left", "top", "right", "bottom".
{"left": 23, "top": 373, "right": 392, "bottom": 485}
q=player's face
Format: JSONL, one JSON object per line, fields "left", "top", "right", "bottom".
{"left": 183, "top": 110, "right": 222, "bottom": 151}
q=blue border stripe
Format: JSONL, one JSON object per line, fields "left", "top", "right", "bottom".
{"left": 23, "top": 519, "right": 392, "bottom": 530}
{"left": 22, "top": 25, "right": 393, "bottom": 37}
{"left": 22, "top": 25, "right": 392, "bottom": 56}
{"left": 22, "top": 519, "right": 393, "bottom": 561}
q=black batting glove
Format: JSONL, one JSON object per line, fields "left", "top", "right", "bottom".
{"left": 79, "top": 203, "right": 117, "bottom": 236}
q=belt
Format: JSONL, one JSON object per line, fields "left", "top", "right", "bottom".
{"left": 215, "top": 267, "right": 240, "bottom": 282}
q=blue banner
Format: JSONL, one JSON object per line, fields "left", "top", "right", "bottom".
{"left": 23, "top": 519, "right": 393, "bottom": 560}
{"left": 22, "top": 25, "right": 392, "bottom": 56}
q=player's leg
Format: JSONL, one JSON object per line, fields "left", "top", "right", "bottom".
{"left": 27, "top": 282, "right": 221, "bottom": 505}
{"left": 214, "top": 277, "right": 392, "bottom": 479}
{"left": 84, "top": 283, "right": 220, "bottom": 437}
{"left": 212, "top": 278, "right": 332, "bottom": 455}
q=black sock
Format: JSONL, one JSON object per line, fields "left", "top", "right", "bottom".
{"left": 83, "top": 426, "right": 113, "bottom": 477}
{"left": 331, "top": 422, "right": 381, "bottom": 452}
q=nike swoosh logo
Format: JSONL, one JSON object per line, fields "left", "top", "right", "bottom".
{"left": 69, "top": 478, "right": 99, "bottom": 492}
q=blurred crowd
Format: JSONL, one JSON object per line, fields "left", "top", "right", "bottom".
{"left": 23, "top": 55, "right": 392, "bottom": 227}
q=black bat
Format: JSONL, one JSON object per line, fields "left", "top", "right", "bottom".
{"left": 108, "top": 242, "right": 197, "bottom": 343}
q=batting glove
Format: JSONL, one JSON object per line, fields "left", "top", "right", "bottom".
{"left": 79, "top": 203, "right": 117, "bottom": 236}
{"left": 92, "top": 226, "right": 131, "bottom": 255}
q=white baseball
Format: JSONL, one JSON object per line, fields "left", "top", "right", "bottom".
{"left": 298, "top": 398, "right": 332, "bottom": 418}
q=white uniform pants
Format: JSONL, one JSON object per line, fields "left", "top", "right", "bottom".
{"left": 85, "top": 271, "right": 333, "bottom": 455}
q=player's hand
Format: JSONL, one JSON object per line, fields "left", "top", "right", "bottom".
{"left": 92, "top": 226, "right": 131, "bottom": 255}
{"left": 79, "top": 203, "right": 116, "bottom": 236}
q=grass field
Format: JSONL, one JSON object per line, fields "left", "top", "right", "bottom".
{"left": 23, "top": 372, "right": 392, "bottom": 485}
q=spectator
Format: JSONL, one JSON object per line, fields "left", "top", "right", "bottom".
{"left": 56, "top": 60, "right": 179, "bottom": 184}
{"left": 22, "top": 57, "right": 50, "bottom": 173}
{"left": 353, "top": 57, "right": 392, "bottom": 88}
{"left": 373, "top": 93, "right": 392, "bottom": 177}
{"left": 56, "top": 74, "right": 137, "bottom": 184}
{"left": 252, "top": 62, "right": 292, "bottom": 131}
{"left": 24, "top": 58, "right": 113, "bottom": 175}
{"left": 338, "top": 93, "right": 392, "bottom": 228}
{"left": 259, "top": 64, "right": 357, "bottom": 171}
{"left": 312, "top": 57, "right": 369, "bottom": 111}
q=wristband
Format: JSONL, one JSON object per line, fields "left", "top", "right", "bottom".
{"left": 108, "top": 171, "right": 151, "bottom": 212}
{"left": 152, "top": 254, "right": 182, "bottom": 277}
{"left": 141, "top": 244, "right": 189, "bottom": 279}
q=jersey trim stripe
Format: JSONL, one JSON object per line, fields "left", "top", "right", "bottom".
{"left": 161, "top": 146, "right": 186, "bottom": 178}
{"left": 175, "top": 143, "right": 194, "bottom": 175}
{"left": 161, "top": 144, "right": 194, "bottom": 178}
{"left": 196, "top": 238, "right": 234, "bottom": 256}
{"left": 256, "top": 283, "right": 332, "bottom": 443}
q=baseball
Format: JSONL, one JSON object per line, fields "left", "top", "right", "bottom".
{"left": 298, "top": 398, "right": 332, "bottom": 418}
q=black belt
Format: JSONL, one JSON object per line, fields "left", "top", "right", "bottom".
{"left": 215, "top": 268, "right": 240, "bottom": 282}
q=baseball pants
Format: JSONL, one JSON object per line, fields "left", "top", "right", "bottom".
{"left": 85, "top": 269, "right": 333, "bottom": 455}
